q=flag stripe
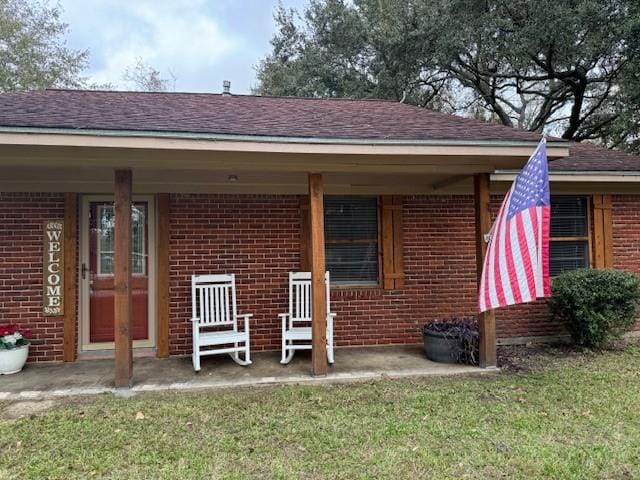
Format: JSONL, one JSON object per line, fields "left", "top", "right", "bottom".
{"left": 527, "top": 207, "right": 542, "bottom": 297}
{"left": 492, "top": 204, "right": 508, "bottom": 306}
{"left": 505, "top": 218, "right": 523, "bottom": 304}
{"left": 515, "top": 212, "right": 535, "bottom": 302}
{"left": 541, "top": 206, "right": 551, "bottom": 296}
{"left": 497, "top": 194, "right": 515, "bottom": 305}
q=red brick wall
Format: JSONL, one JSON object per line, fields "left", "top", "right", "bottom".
{"left": 612, "top": 195, "right": 640, "bottom": 333}
{"left": 612, "top": 195, "right": 640, "bottom": 274}
{"left": 4, "top": 192, "right": 640, "bottom": 362}
{"left": 168, "top": 195, "right": 301, "bottom": 355}
{"left": 167, "top": 194, "right": 563, "bottom": 354}
{"left": 0, "top": 193, "right": 65, "bottom": 362}
{"left": 168, "top": 195, "right": 484, "bottom": 354}
{"left": 330, "top": 195, "right": 478, "bottom": 347}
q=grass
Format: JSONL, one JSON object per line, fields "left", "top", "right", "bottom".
{"left": 1, "top": 346, "right": 640, "bottom": 479}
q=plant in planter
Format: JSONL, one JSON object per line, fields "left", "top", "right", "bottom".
{"left": 422, "top": 317, "right": 479, "bottom": 365}
{"left": 0, "top": 324, "right": 32, "bottom": 374}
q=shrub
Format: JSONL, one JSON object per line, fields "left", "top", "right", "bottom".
{"left": 549, "top": 269, "right": 640, "bottom": 348}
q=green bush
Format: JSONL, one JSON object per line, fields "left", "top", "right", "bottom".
{"left": 549, "top": 269, "right": 640, "bottom": 348}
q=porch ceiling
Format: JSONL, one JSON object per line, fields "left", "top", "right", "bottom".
{"left": 0, "top": 164, "right": 482, "bottom": 194}
{"left": 0, "top": 134, "right": 568, "bottom": 195}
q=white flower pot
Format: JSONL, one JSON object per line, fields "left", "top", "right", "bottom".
{"left": 0, "top": 344, "right": 29, "bottom": 375}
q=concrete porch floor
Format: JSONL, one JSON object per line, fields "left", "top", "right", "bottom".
{"left": 0, "top": 346, "right": 494, "bottom": 400}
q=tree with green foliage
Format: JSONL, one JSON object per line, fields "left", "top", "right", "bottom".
{"left": 0, "top": 0, "right": 89, "bottom": 92}
{"left": 257, "top": 0, "right": 640, "bottom": 152}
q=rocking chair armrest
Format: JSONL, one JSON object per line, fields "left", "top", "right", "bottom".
{"left": 326, "top": 312, "right": 335, "bottom": 330}
{"left": 238, "top": 313, "right": 252, "bottom": 333}
{"left": 278, "top": 313, "right": 289, "bottom": 332}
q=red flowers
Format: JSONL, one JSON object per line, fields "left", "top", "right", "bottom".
{"left": 0, "top": 324, "right": 32, "bottom": 338}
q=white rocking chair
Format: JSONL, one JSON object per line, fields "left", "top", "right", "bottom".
{"left": 191, "top": 274, "right": 252, "bottom": 372}
{"left": 279, "top": 271, "right": 335, "bottom": 365}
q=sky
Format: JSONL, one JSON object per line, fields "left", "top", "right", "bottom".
{"left": 59, "top": 0, "right": 308, "bottom": 94}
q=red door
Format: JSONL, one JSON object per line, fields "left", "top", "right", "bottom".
{"left": 88, "top": 201, "right": 149, "bottom": 343}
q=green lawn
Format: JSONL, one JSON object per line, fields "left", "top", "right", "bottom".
{"left": 1, "top": 346, "right": 640, "bottom": 479}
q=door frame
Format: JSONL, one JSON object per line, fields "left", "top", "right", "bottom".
{"left": 79, "top": 194, "right": 157, "bottom": 352}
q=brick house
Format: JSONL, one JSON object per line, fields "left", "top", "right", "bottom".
{"left": 0, "top": 89, "right": 637, "bottom": 384}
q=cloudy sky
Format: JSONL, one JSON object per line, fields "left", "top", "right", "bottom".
{"left": 59, "top": 0, "right": 307, "bottom": 94}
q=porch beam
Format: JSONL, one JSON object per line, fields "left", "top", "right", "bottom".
{"left": 114, "top": 169, "right": 133, "bottom": 388}
{"left": 309, "top": 173, "right": 328, "bottom": 376}
{"left": 431, "top": 174, "right": 470, "bottom": 190}
{"left": 474, "top": 173, "right": 497, "bottom": 368}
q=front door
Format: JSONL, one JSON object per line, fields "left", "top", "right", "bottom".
{"left": 81, "top": 196, "right": 155, "bottom": 350}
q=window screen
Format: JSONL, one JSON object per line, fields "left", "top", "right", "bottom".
{"left": 550, "top": 196, "right": 589, "bottom": 276}
{"left": 325, "top": 197, "right": 379, "bottom": 285}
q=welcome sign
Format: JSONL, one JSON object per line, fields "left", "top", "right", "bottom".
{"left": 43, "top": 220, "right": 64, "bottom": 316}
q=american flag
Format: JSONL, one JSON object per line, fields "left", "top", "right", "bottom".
{"left": 478, "top": 139, "right": 551, "bottom": 313}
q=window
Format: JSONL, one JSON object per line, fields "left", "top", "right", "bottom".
{"left": 324, "top": 196, "right": 379, "bottom": 285}
{"left": 550, "top": 196, "right": 590, "bottom": 276}
{"left": 96, "top": 204, "right": 147, "bottom": 275}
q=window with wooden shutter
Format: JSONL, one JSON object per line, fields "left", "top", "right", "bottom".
{"left": 550, "top": 196, "right": 591, "bottom": 276}
{"left": 325, "top": 196, "right": 379, "bottom": 285}
{"left": 299, "top": 195, "right": 405, "bottom": 289}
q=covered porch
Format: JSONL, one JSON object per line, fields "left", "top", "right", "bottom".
{"left": 0, "top": 345, "right": 489, "bottom": 400}
{"left": 0, "top": 127, "right": 569, "bottom": 388}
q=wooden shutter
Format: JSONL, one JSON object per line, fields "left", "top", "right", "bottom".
{"left": 380, "top": 195, "right": 405, "bottom": 289}
{"left": 300, "top": 196, "right": 311, "bottom": 271}
{"left": 592, "top": 194, "right": 613, "bottom": 269}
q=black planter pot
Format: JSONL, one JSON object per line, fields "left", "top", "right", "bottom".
{"left": 422, "top": 330, "right": 460, "bottom": 363}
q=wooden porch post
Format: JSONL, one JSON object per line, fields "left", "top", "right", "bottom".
{"left": 474, "top": 173, "right": 497, "bottom": 368}
{"left": 156, "top": 193, "right": 170, "bottom": 358}
{"left": 308, "top": 173, "right": 328, "bottom": 376}
{"left": 114, "top": 169, "right": 133, "bottom": 388}
{"left": 62, "top": 193, "right": 78, "bottom": 362}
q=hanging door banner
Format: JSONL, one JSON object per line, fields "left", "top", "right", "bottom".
{"left": 43, "top": 220, "right": 65, "bottom": 316}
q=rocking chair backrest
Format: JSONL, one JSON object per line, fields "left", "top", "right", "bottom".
{"left": 289, "top": 271, "right": 330, "bottom": 323}
{"left": 192, "top": 274, "right": 237, "bottom": 327}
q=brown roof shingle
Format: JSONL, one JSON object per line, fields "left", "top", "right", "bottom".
{"left": 2, "top": 89, "right": 638, "bottom": 172}
{"left": 551, "top": 142, "right": 640, "bottom": 172}
{"left": 0, "top": 89, "right": 543, "bottom": 142}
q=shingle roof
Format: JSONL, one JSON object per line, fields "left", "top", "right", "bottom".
{"left": 1, "top": 89, "right": 637, "bottom": 172}
{"left": 0, "top": 89, "right": 543, "bottom": 142}
{"left": 551, "top": 142, "right": 640, "bottom": 172}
